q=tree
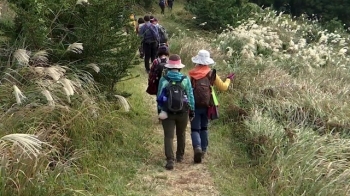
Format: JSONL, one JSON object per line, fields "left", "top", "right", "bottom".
{"left": 186, "top": 0, "right": 256, "bottom": 31}
{"left": 3, "top": 0, "right": 139, "bottom": 94}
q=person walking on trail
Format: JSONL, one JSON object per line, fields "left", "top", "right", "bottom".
{"left": 156, "top": 54, "right": 195, "bottom": 170}
{"left": 167, "top": 0, "right": 174, "bottom": 11}
{"left": 146, "top": 44, "right": 170, "bottom": 96}
{"left": 188, "top": 49, "right": 235, "bottom": 164}
{"left": 136, "top": 17, "right": 145, "bottom": 58}
{"left": 139, "top": 15, "right": 160, "bottom": 73}
{"left": 158, "top": 0, "right": 167, "bottom": 15}
{"left": 151, "top": 18, "right": 169, "bottom": 46}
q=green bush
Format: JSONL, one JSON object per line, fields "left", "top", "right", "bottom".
{"left": 185, "top": 0, "right": 258, "bottom": 31}
{"left": 4, "top": 0, "right": 139, "bottom": 93}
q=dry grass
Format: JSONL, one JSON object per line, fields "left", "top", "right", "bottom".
{"left": 210, "top": 7, "right": 350, "bottom": 196}
{"left": 0, "top": 43, "right": 149, "bottom": 195}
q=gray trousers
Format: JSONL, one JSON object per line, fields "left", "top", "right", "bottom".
{"left": 161, "top": 112, "right": 188, "bottom": 161}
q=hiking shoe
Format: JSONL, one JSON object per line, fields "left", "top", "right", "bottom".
{"left": 165, "top": 160, "right": 174, "bottom": 170}
{"left": 194, "top": 147, "right": 202, "bottom": 164}
{"left": 176, "top": 156, "right": 183, "bottom": 163}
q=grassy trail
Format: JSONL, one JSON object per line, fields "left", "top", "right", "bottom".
{"left": 121, "top": 65, "right": 219, "bottom": 196}
{"left": 118, "top": 2, "right": 263, "bottom": 196}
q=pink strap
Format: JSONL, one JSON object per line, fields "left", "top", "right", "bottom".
{"left": 168, "top": 60, "right": 181, "bottom": 64}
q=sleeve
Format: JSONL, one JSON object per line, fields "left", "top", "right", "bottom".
{"left": 138, "top": 25, "right": 144, "bottom": 37}
{"left": 185, "top": 76, "right": 195, "bottom": 111}
{"left": 213, "top": 73, "right": 231, "bottom": 91}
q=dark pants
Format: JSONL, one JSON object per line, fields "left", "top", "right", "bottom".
{"left": 168, "top": 1, "right": 173, "bottom": 10}
{"left": 160, "top": 6, "right": 165, "bottom": 14}
{"left": 190, "top": 107, "right": 209, "bottom": 152}
{"left": 162, "top": 112, "right": 188, "bottom": 161}
{"left": 143, "top": 41, "right": 158, "bottom": 71}
{"left": 139, "top": 42, "right": 144, "bottom": 58}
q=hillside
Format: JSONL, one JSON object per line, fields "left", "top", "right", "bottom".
{"left": 1, "top": 0, "right": 350, "bottom": 195}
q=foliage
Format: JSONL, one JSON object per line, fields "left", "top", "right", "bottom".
{"left": 214, "top": 7, "right": 350, "bottom": 195}
{"left": 169, "top": 3, "right": 350, "bottom": 195}
{"left": 249, "top": 0, "right": 350, "bottom": 31}
{"left": 3, "top": 0, "right": 139, "bottom": 93}
{"left": 0, "top": 46, "right": 152, "bottom": 195}
{"left": 185, "top": 0, "right": 259, "bottom": 31}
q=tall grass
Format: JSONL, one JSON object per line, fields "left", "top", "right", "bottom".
{"left": 213, "top": 7, "right": 350, "bottom": 196}
{"left": 166, "top": 4, "right": 350, "bottom": 195}
{"left": 0, "top": 42, "right": 153, "bottom": 195}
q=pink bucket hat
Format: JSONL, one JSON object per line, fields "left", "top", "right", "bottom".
{"left": 164, "top": 54, "right": 185, "bottom": 69}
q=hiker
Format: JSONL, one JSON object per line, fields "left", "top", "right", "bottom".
{"left": 188, "top": 49, "right": 235, "bottom": 164}
{"left": 139, "top": 15, "right": 160, "bottom": 73}
{"left": 151, "top": 18, "right": 168, "bottom": 46}
{"left": 167, "top": 0, "right": 174, "bottom": 11}
{"left": 146, "top": 44, "right": 170, "bottom": 96}
{"left": 158, "top": 0, "right": 167, "bottom": 15}
{"left": 136, "top": 17, "right": 145, "bottom": 58}
{"left": 136, "top": 17, "right": 145, "bottom": 34}
{"left": 156, "top": 54, "right": 195, "bottom": 170}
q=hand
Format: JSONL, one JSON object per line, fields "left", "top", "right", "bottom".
{"left": 189, "top": 110, "right": 195, "bottom": 121}
{"left": 227, "top": 73, "right": 235, "bottom": 80}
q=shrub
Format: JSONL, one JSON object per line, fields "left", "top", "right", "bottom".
{"left": 185, "top": 0, "right": 258, "bottom": 31}
{"left": 4, "top": 0, "right": 139, "bottom": 93}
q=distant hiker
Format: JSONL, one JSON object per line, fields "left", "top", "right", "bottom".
{"left": 188, "top": 50, "right": 235, "bottom": 164}
{"left": 167, "top": 0, "right": 174, "bottom": 11}
{"left": 156, "top": 54, "right": 195, "bottom": 170}
{"left": 151, "top": 18, "right": 168, "bottom": 46}
{"left": 158, "top": 0, "right": 167, "bottom": 15}
{"left": 146, "top": 44, "right": 170, "bottom": 96}
{"left": 139, "top": 15, "right": 160, "bottom": 73}
{"left": 136, "top": 17, "right": 145, "bottom": 34}
{"left": 136, "top": 17, "right": 145, "bottom": 58}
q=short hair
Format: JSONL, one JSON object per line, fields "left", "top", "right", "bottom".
{"left": 137, "top": 17, "right": 144, "bottom": 24}
{"left": 144, "top": 15, "right": 150, "bottom": 22}
{"left": 157, "top": 50, "right": 170, "bottom": 57}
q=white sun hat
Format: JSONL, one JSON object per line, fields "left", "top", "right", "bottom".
{"left": 164, "top": 54, "right": 185, "bottom": 69}
{"left": 191, "top": 50, "right": 215, "bottom": 65}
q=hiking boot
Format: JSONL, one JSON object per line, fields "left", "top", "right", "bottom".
{"left": 176, "top": 156, "right": 183, "bottom": 163}
{"left": 165, "top": 160, "right": 174, "bottom": 170}
{"left": 194, "top": 147, "right": 202, "bottom": 164}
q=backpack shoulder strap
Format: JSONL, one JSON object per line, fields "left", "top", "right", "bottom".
{"left": 179, "top": 75, "right": 186, "bottom": 83}
{"left": 164, "top": 75, "right": 170, "bottom": 82}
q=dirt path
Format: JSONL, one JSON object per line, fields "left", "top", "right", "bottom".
{"left": 126, "top": 82, "right": 219, "bottom": 196}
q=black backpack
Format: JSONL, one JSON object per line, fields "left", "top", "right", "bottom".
{"left": 146, "top": 58, "right": 168, "bottom": 95}
{"left": 164, "top": 76, "right": 188, "bottom": 114}
{"left": 158, "top": 25, "right": 168, "bottom": 44}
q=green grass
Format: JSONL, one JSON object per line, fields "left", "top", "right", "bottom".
{"left": 137, "top": 3, "right": 267, "bottom": 195}
{"left": 0, "top": 63, "right": 157, "bottom": 195}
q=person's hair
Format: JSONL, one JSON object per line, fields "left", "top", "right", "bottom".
{"left": 150, "top": 15, "right": 154, "bottom": 20}
{"left": 144, "top": 15, "right": 150, "bottom": 22}
{"left": 137, "top": 17, "right": 144, "bottom": 24}
{"left": 158, "top": 50, "right": 169, "bottom": 57}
